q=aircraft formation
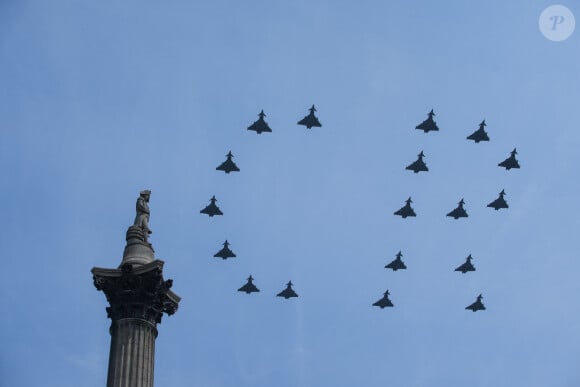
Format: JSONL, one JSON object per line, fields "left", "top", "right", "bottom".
{"left": 380, "top": 109, "right": 522, "bottom": 312}
{"left": 245, "top": 105, "right": 323, "bottom": 134}
{"left": 377, "top": 251, "right": 484, "bottom": 310}
{"left": 198, "top": 106, "right": 325, "bottom": 299}
{"left": 396, "top": 111, "right": 519, "bottom": 218}
{"left": 199, "top": 107, "right": 520, "bottom": 311}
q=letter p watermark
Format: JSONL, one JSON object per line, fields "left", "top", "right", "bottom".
{"left": 550, "top": 15, "right": 565, "bottom": 30}
{"left": 540, "top": 5, "right": 575, "bottom": 41}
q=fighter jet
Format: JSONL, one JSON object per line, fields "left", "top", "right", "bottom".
{"left": 238, "top": 275, "right": 260, "bottom": 294}
{"left": 247, "top": 110, "right": 272, "bottom": 134}
{"left": 446, "top": 199, "right": 468, "bottom": 219}
{"left": 455, "top": 254, "right": 476, "bottom": 273}
{"left": 498, "top": 148, "right": 520, "bottom": 170}
{"left": 276, "top": 281, "right": 299, "bottom": 299}
{"left": 405, "top": 151, "right": 429, "bottom": 173}
{"left": 297, "top": 105, "right": 322, "bottom": 129}
{"left": 373, "top": 290, "right": 394, "bottom": 308}
{"left": 465, "top": 294, "right": 486, "bottom": 312}
{"left": 385, "top": 251, "right": 407, "bottom": 271}
{"left": 213, "top": 240, "right": 236, "bottom": 260}
{"left": 215, "top": 151, "right": 240, "bottom": 174}
{"left": 415, "top": 109, "right": 439, "bottom": 133}
{"left": 487, "top": 189, "right": 509, "bottom": 210}
{"left": 467, "top": 120, "right": 490, "bottom": 143}
{"left": 394, "top": 197, "right": 416, "bottom": 218}
{"left": 200, "top": 195, "right": 223, "bottom": 217}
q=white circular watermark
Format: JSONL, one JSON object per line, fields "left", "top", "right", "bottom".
{"left": 539, "top": 5, "right": 575, "bottom": 41}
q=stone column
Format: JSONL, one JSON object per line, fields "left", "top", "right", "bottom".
{"left": 107, "top": 319, "right": 157, "bottom": 387}
{"left": 92, "top": 225, "right": 180, "bottom": 387}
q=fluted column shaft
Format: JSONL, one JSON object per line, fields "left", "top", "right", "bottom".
{"left": 107, "top": 318, "right": 158, "bottom": 387}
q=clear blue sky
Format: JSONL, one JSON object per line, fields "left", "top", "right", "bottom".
{"left": 1, "top": 1, "right": 579, "bottom": 386}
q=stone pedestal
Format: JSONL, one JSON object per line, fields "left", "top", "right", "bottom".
{"left": 122, "top": 226, "right": 155, "bottom": 267}
{"left": 92, "top": 226, "right": 180, "bottom": 387}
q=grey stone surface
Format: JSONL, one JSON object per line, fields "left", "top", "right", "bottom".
{"left": 122, "top": 226, "right": 155, "bottom": 267}
{"left": 92, "top": 260, "right": 180, "bottom": 324}
{"left": 107, "top": 318, "right": 157, "bottom": 387}
{"left": 123, "top": 191, "right": 154, "bottom": 267}
{"left": 91, "top": 191, "right": 180, "bottom": 387}
{"left": 92, "top": 260, "right": 180, "bottom": 387}
{"left": 133, "top": 190, "right": 152, "bottom": 243}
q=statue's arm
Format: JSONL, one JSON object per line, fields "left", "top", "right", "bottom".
{"left": 136, "top": 198, "right": 150, "bottom": 214}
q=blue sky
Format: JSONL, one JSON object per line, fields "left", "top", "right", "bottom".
{"left": 1, "top": 1, "right": 579, "bottom": 386}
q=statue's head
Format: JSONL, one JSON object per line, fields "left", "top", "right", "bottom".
{"left": 140, "top": 190, "right": 151, "bottom": 200}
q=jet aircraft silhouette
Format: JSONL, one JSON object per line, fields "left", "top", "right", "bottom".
{"left": 406, "top": 151, "right": 429, "bottom": 173}
{"left": 465, "top": 294, "right": 486, "bottom": 312}
{"left": 373, "top": 290, "right": 394, "bottom": 308}
{"left": 415, "top": 109, "right": 439, "bottom": 132}
{"left": 455, "top": 254, "right": 476, "bottom": 273}
{"left": 467, "top": 120, "right": 490, "bottom": 143}
{"left": 394, "top": 197, "right": 416, "bottom": 218}
{"left": 297, "top": 105, "right": 322, "bottom": 129}
{"left": 498, "top": 148, "right": 520, "bottom": 170}
{"left": 385, "top": 251, "right": 407, "bottom": 271}
{"left": 216, "top": 151, "right": 240, "bottom": 174}
{"left": 214, "top": 240, "right": 236, "bottom": 259}
{"left": 238, "top": 275, "right": 260, "bottom": 294}
{"left": 487, "top": 189, "right": 509, "bottom": 210}
{"left": 276, "top": 281, "right": 299, "bottom": 299}
{"left": 200, "top": 195, "right": 223, "bottom": 217}
{"left": 446, "top": 199, "right": 468, "bottom": 219}
{"left": 247, "top": 110, "right": 272, "bottom": 134}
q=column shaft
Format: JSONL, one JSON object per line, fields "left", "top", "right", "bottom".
{"left": 107, "top": 318, "right": 158, "bottom": 387}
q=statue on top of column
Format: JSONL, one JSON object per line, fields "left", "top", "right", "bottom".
{"left": 133, "top": 190, "right": 152, "bottom": 243}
